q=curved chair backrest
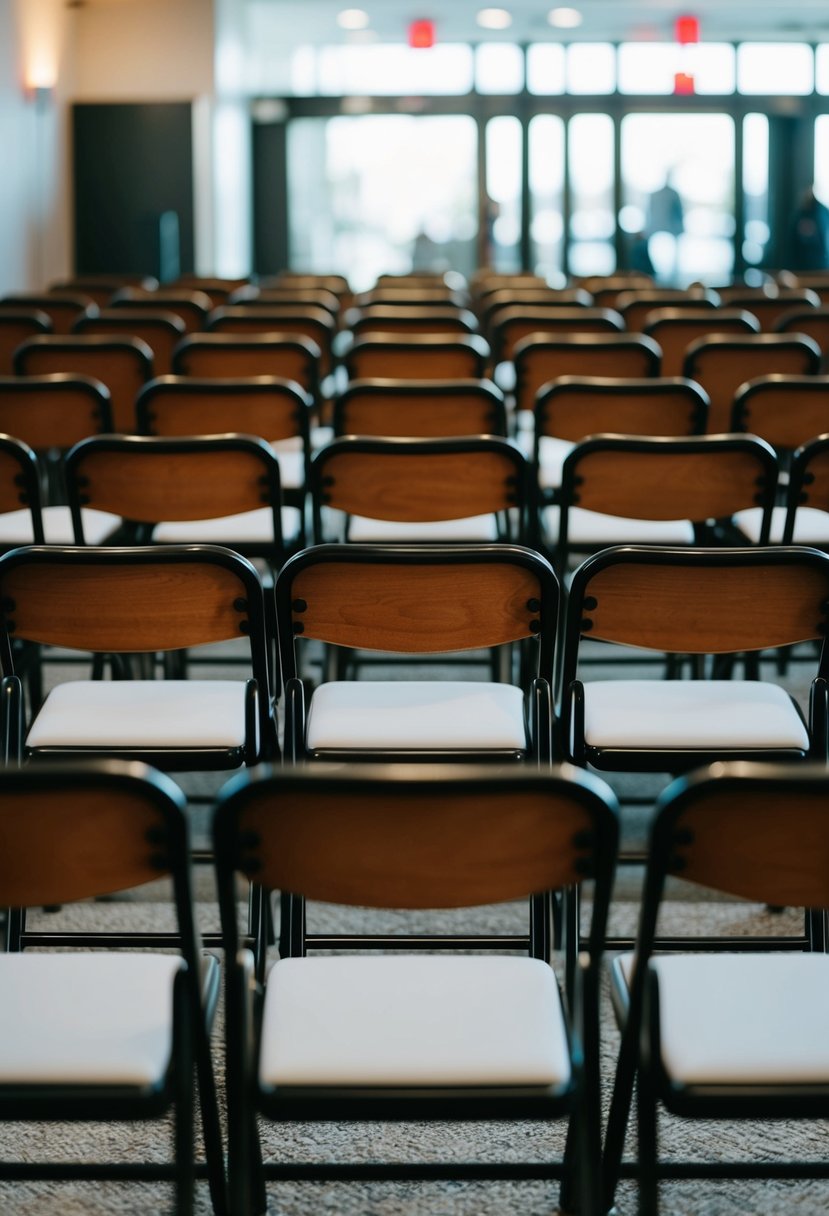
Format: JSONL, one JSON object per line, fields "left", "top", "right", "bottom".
{"left": 334, "top": 377, "right": 507, "bottom": 437}
{"left": 347, "top": 305, "right": 478, "bottom": 337}
{"left": 682, "top": 334, "right": 822, "bottom": 434}
{"left": 73, "top": 309, "right": 186, "bottom": 376}
{"left": 534, "top": 375, "right": 708, "bottom": 445}
{"left": 615, "top": 288, "right": 718, "bottom": 334}
{"left": 643, "top": 308, "right": 760, "bottom": 376}
{"left": 136, "top": 374, "right": 310, "bottom": 445}
{"left": 0, "top": 374, "right": 113, "bottom": 452}
{"left": 344, "top": 334, "right": 489, "bottom": 381}
{"left": 513, "top": 333, "right": 661, "bottom": 417}
{"left": 111, "top": 287, "right": 212, "bottom": 332}
{"left": 490, "top": 306, "right": 623, "bottom": 365}
{"left": 774, "top": 307, "right": 829, "bottom": 366}
{"left": 206, "top": 305, "right": 336, "bottom": 375}
{"left": 13, "top": 335, "right": 154, "bottom": 432}
{"left": 171, "top": 333, "right": 321, "bottom": 398}
{"left": 0, "top": 294, "right": 97, "bottom": 334}
{"left": 0, "top": 310, "right": 52, "bottom": 374}
{"left": 731, "top": 374, "right": 829, "bottom": 451}
{"left": 229, "top": 285, "right": 341, "bottom": 316}
{"left": 726, "top": 290, "right": 820, "bottom": 332}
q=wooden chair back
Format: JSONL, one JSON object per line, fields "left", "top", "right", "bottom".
{"left": 344, "top": 334, "right": 489, "bottom": 381}
{"left": 73, "top": 309, "right": 186, "bottom": 375}
{"left": 731, "top": 374, "right": 829, "bottom": 450}
{"left": 346, "top": 305, "right": 478, "bottom": 338}
{"left": 136, "top": 374, "right": 310, "bottom": 446}
{"left": 173, "top": 275, "right": 250, "bottom": 308}
{"left": 206, "top": 305, "right": 336, "bottom": 375}
{"left": 214, "top": 763, "right": 618, "bottom": 914}
{"left": 615, "top": 288, "right": 718, "bottom": 334}
{"left": 0, "top": 544, "right": 267, "bottom": 658}
{"left": 0, "top": 311, "right": 52, "bottom": 374}
{"left": 229, "top": 285, "right": 340, "bottom": 316}
{"left": 726, "top": 290, "right": 820, "bottom": 332}
{"left": 50, "top": 276, "right": 157, "bottom": 308}
{"left": 171, "top": 333, "right": 321, "bottom": 397}
{"left": 275, "top": 543, "right": 557, "bottom": 666}
{"left": 513, "top": 334, "right": 661, "bottom": 416}
{"left": 490, "top": 306, "right": 623, "bottom": 364}
{"left": 0, "top": 761, "right": 189, "bottom": 908}
{"left": 64, "top": 434, "right": 284, "bottom": 542}
{"left": 111, "top": 287, "right": 212, "bottom": 332}
{"left": 0, "top": 294, "right": 97, "bottom": 334}
{"left": 480, "top": 287, "right": 593, "bottom": 328}
{"left": 643, "top": 308, "right": 760, "bottom": 376}
{"left": 310, "top": 435, "right": 526, "bottom": 529}
{"left": 683, "top": 334, "right": 822, "bottom": 433}
{"left": 534, "top": 375, "right": 707, "bottom": 443}
{"left": 13, "top": 335, "right": 153, "bottom": 433}
{"left": 0, "top": 374, "right": 113, "bottom": 452}
{"left": 774, "top": 307, "right": 829, "bottom": 367}
{"left": 334, "top": 377, "right": 507, "bottom": 437}
{"left": 563, "top": 545, "right": 829, "bottom": 666}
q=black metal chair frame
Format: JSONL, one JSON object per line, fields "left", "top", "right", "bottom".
{"left": 0, "top": 759, "right": 228, "bottom": 1216}
{"left": 214, "top": 762, "right": 619, "bottom": 1216}
{"left": 602, "top": 762, "right": 829, "bottom": 1216}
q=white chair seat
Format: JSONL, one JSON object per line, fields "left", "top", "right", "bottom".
{"left": 260, "top": 955, "right": 569, "bottom": 1088}
{"left": 0, "top": 953, "right": 183, "bottom": 1086}
{"left": 306, "top": 680, "right": 527, "bottom": 752}
{"left": 0, "top": 506, "right": 121, "bottom": 546}
{"left": 26, "top": 680, "right": 250, "bottom": 749}
{"left": 346, "top": 514, "right": 498, "bottom": 543}
{"left": 537, "top": 437, "right": 575, "bottom": 490}
{"left": 268, "top": 443, "right": 305, "bottom": 491}
{"left": 544, "top": 506, "right": 695, "bottom": 545}
{"left": 734, "top": 504, "right": 829, "bottom": 545}
{"left": 580, "top": 680, "right": 808, "bottom": 750}
{"left": 650, "top": 953, "right": 829, "bottom": 1085}
{"left": 152, "top": 505, "right": 302, "bottom": 545}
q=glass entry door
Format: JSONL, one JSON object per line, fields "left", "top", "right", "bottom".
{"left": 620, "top": 112, "right": 735, "bottom": 285}
{"left": 286, "top": 115, "right": 478, "bottom": 291}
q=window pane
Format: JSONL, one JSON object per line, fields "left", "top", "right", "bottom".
{"left": 618, "top": 42, "right": 735, "bottom": 95}
{"left": 529, "top": 115, "right": 565, "bottom": 280}
{"left": 569, "top": 113, "right": 615, "bottom": 276}
{"left": 287, "top": 116, "right": 478, "bottom": 291}
{"left": 485, "top": 116, "right": 522, "bottom": 272}
{"left": 315, "top": 43, "right": 475, "bottom": 96}
{"left": 475, "top": 43, "right": 524, "bottom": 94}
{"left": 817, "top": 45, "right": 829, "bottom": 95}
{"left": 742, "top": 113, "right": 769, "bottom": 268}
{"left": 620, "top": 113, "right": 735, "bottom": 285}
{"left": 566, "top": 44, "right": 615, "bottom": 94}
{"left": 737, "top": 44, "right": 813, "bottom": 95}
{"left": 526, "top": 43, "right": 566, "bottom": 95}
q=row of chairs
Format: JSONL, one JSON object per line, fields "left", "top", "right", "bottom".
{"left": 4, "top": 538, "right": 828, "bottom": 780}
{"left": 4, "top": 757, "right": 829, "bottom": 1215}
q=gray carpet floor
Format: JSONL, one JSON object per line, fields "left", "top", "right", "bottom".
{"left": 3, "top": 641, "right": 828, "bottom": 1215}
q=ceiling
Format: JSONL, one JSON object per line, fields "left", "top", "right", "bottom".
{"left": 242, "top": 0, "right": 829, "bottom": 47}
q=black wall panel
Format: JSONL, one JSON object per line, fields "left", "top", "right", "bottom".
{"left": 73, "top": 102, "right": 195, "bottom": 278}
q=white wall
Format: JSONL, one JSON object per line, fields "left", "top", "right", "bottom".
{"left": 72, "top": 0, "right": 214, "bottom": 100}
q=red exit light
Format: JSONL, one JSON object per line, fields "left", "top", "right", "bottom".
{"left": 408, "top": 18, "right": 436, "bottom": 48}
{"left": 674, "top": 14, "right": 700, "bottom": 44}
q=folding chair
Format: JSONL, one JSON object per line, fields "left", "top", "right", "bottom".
{"left": 112, "top": 286, "right": 213, "bottom": 332}
{"left": 681, "top": 333, "right": 821, "bottom": 433}
{"left": 560, "top": 544, "right": 829, "bottom": 776}
{"left": 14, "top": 334, "right": 155, "bottom": 432}
{"left": 214, "top": 762, "right": 619, "bottom": 1216}
{"left": 0, "top": 372, "right": 118, "bottom": 531}
{"left": 275, "top": 542, "right": 557, "bottom": 762}
{"left": 333, "top": 376, "right": 508, "bottom": 437}
{"left": 0, "top": 308, "right": 51, "bottom": 373}
{"left": 344, "top": 333, "right": 489, "bottom": 381}
{"left": 74, "top": 308, "right": 187, "bottom": 375}
{"left": 206, "top": 305, "right": 336, "bottom": 378}
{"left": 0, "top": 543, "right": 276, "bottom": 769}
{"left": 530, "top": 375, "right": 709, "bottom": 515}
{"left": 642, "top": 306, "right": 759, "bottom": 376}
{"left": 310, "top": 435, "right": 528, "bottom": 545}
{"left": 0, "top": 293, "right": 97, "bottom": 334}
{"left": 602, "top": 762, "right": 829, "bottom": 1216}
{"left": 135, "top": 373, "right": 313, "bottom": 514}
{"left": 774, "top": 306, "right": 829, "bottom": 368}
{"left": 725, "top": 288, "right": 820, "bottom": 331}
{"left": 0, "top": 759, "right": 226, "bottom": 1216}
{"left": 614, "top": 287, "right": 718, "bottom": 334}
{"left": 513, "top": 333, "right": 661, "bottom": 421}
{"left": 171, "top": 333, "right": 321, "bottom": 402}
{"left": 63, "top": 432, "right": 300, "bottom": 558}
{"left": 544, "top": 434, "right": 778, "bottom": 579}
